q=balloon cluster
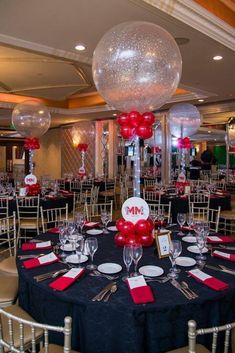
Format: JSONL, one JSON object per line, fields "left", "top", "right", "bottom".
{"left": 77, "top": 143, "right": 88, "bottom": 152}
{"left": 24, "top": 183, "right": 41, "bottom": 196}
{"left": 114, "top": 218, "right": 154, "bottom": 247}
{"left": 117, "top": 111, "right": 155, "bottom": 140}
{"left": 24, "top": 137, "right": 40, "bottom": 150}
{"left": 151, "top": 146, "right": 161, "bottom": 154}
{"left": 177, "top": 137, "right": 191, "bottom": 149}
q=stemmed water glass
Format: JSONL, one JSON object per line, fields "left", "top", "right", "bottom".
{"left": 177, "top": 213, "right": 186, "bottom": 236}
{"left": 86, "top": 237, "right": 98, "bottom": 270}
{"left": 101, "top": 211, "right": 111, "bottom": 234}
{"left": 195, "top": 230, "right": 208, "bottom": 266}
{"left": 122, "top": 245, "right": 133, "bottom": 282}
{"left": 68, "top": 233, "right": 78, "bottom": 255}
{"left": 76, "top": 235, "right": 84, "bottom": 268}
{"left": 75, "top": 213, "right": 86, "bottom": 234}
{"left": 131, "top": 244, "right": 143, "bottom": 277}
{"left": 187, "top": 214, "right": 194, "bottom": 236}
{"left": 167, "top": 240, "right": 182, "bottom": 279}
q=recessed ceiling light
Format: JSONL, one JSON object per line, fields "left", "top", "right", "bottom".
{"left": 198, "top": 99, "right": 204, "bottom": 102}
{"left": 213, "top": 55, "right": 223, "bottom": 61}
{"left": 75, "top": 44, "right": 86, "bottom": 51}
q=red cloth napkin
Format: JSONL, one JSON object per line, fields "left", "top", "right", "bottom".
{"left": 60, "top": 190, "right": 69, "bottom": 194}
{"left": 127, "top": 276, "right": 154, "bottom": 304}
{"left": 49, "top": 268, "right": 85, "bottom": 291}
{"left": 47, "top": 228, "right": 60, "bottom": 233}
{"left": 188, "top": 269, "right": 228, "bottom": 291}
{"left": 180, "top": 226, "right": 194, "bottom": 231}
{"left": 21, "top": 241, "right": 52, "bottom": 251}
{"left": 207, "top": 235, "right": 234, "bottom": 244}
{"left": 212, "top": 250, "right": 235, "bottom": 261}
{"left": 23, "top": 252, "right": 59, "bottom": 269}
{"left": 85, "top": 221, "right": 100, "bottom": 228}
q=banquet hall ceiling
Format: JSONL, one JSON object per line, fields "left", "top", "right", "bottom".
{"left": 0, "top": 0, "right": 234, "bottom": 133}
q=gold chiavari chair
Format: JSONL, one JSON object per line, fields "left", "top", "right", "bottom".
{"left": 167, "top": 319, "right": 235, "bottom": 353}
{"left": 40, "top": 204, "right": 68, "bottom": 233}
{"left": 85, "top": 201, "right": 113, "bottom": 222}
{"left": 191, "top": 205, "right": 221, "bottom": 233}
{"left": 99, "top": 178, "right": 117, "bottom": 208}
{"left": 16, "top": 195, "right": 40, "bottom": 242}
{"left": 149, "top": 202, "right": 172, "bottom": 224}
{"left": 143, "top": 189, "right": 161, "bottom": 205}
{"left": 0, "top": 196, "right": 9, "bottom": 218}
{"left": 0, "top": 212, "right": 17, "bottom": 276}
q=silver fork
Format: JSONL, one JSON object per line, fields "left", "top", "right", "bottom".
{"left": 89, "top": 271, "right": 119, "bottom": 280}
{"left": 146, "top": 277, "right": 170, "bottom": 283}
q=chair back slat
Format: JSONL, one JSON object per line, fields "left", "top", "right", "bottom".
{"left": 40, "top": 205, "right": 68, "bottom": 233}
{"left": 44, "top": 329, "right": 49, "bottom": 353}
{"left": 8, "top": 318, "right": 14, "bottom": 346}
{"left": 0, "top": 213, "right": 17, "bottom": 258}
{"left": 212, "top": 331, "right": 218, "bottom": 353}
{"left": 31, "top": 326, "right": 36, "bottom": 353}
{"left": 224, "top": 329, "right": 230, "bottom": 353}
{"left": 19, "top": 322, "right": 24, "bottom": 351}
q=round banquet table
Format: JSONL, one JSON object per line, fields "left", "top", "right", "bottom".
{"left": 17, "top": 229, "right": 235, "bottom": 353}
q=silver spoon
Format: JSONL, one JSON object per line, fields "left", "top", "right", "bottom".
{"left": 103, "top": 285, "right": 118, "bottom": 302}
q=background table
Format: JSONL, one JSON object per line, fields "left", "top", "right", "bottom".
{"left": 17, "top": 229, "right": 235, "bottom": 353}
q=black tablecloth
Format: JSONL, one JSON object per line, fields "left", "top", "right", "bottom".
{"left": 17, "top": 229, "right": 235, "bottom": 353}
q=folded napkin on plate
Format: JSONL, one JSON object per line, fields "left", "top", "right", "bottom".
{"left": 188, "top": 269, "right": 228, "bottom": 291}
{"left": 127, "top": 275, "right": 154, "bottom": 304}
{"left": 207, "top": 235, "right": 234, "bottom": 243}
{"left": 85, "top": 221, "right": 100, "bottom": 228}
{"left": 212, "top": 250, "right": 235, "bottom": 261}
{"left": 22, "top": 241, "right": 52, "bottom": 251}
{"left": 47, "top": 228, "right": 59, "bottom": 233}
{"left": 23, "top": 252, "right": 59, "bottom": 269}
{"left": 49, "top": 268, "right": 85, "bottom": 291}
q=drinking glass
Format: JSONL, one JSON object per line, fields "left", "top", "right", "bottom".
{"left": 67, "top": 222, "right": 76, "bottom": 237}
{"left": 59, "top": 229, "right": 67, "bottom": 259}
{"left": 101, "top": 211, "right": 111, "bottom": 234}
{"left": 75, "top": 213, "right": 86, "bottom": 234}
{"left": 177, "top": 213, "right": 186, "bottom": 236}
{"left": 131, "top": 244, "right": 143, "bottom": 277}
{"left": 122, "top": 245, "right": 133, "bottom": 282}
{"left": 86, "top": 237, "right": 98, "bottom": 270}
{"left": 76, "top": 235, "right": 84, "bottom": 268}
{"left": 195, "top": 231, "right": 207, "bottom": 265}
{"left": 167, "top": 240, "right": 182, "bottom": 279}
{"left": 187, "top": 214, "right": 194, "bottom": 236}
{"left": 68, "top": 233, "right": 78, "bottom": 255}
{"left": 194, "top": 221, "right": 204, "bottom": 235}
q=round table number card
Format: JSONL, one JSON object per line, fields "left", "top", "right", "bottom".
{"left": 24, "top": 174, "right": 37, "bottom": 185}
{"left": 121, "top": 197, "right": 149, "bottom": 224}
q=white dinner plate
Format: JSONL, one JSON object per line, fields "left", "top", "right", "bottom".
{"left": 97, "top": 263, "right": 122, "bottom": 274}
{"left": 139, "top": 265, "right": 164, "bottom": 277}
{"left": 107, "top": 226, "right": 118, "bottom": 232}
{"left": 182, "top": 236, "right": 197, "bottom": 244}
{"left": 65, "top": 254, "right": 88, "bottom": 264}
{"left": 175, "top": 257, "right": 196, "bottom": 267}
{"left": 86, "top": 229, "right": 103, "bottom": 235}
{"left": 187, "top": 246, "right": 208, "bottom": 254}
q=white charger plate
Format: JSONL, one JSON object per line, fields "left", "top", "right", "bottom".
{"left": 187, "top": 246, "right": 208, "bottom": 254}
{"left": 107, "top": 226, "right": 118, "bottom": 232}
{"left": 175, "top": 257, "right": 196, "bottom": 267}
{"left": 65, "top": 254, "right": 88, "bottom": 264}
{"left": 86, "top": 229, "right": 103, "bottom": 235}
{"left": 97, "top": 263, "right": 122, "bottom": 274}
{"left": 182, "top": 236, "right": 197, "bottom": 244}
{"left": 139, "top": 265, "right": 164, "bottom": 277}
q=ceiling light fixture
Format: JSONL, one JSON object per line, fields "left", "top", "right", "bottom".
{"left": 198, "top": 99, "right": 204, "bottom": 102}
{"left": 75, "top": 44, "right": 86, "bottom": 51}
{"left": 213, "top": 55, "right": 223, "bottom": 61}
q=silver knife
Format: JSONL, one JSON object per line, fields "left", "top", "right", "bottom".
{"left": 219, "top": 245, "right": 235, "bottom": 251}
{"left": 205, "top": 264, "right": 235, "bottom": 275}
{"left": 92, "top": 282, "right": 116, "bottom": 302}
{"left": 170, "top": 280, "right": 193, "bottom": 300}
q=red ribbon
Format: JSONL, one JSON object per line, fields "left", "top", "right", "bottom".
{"left": 151, "top": 146, "right": 161, "bottom": 154}
{"left": 24, "top": 138, "right": 40, "bottom": 150}
{"left": 77, "top": 143, "right": 88, "bottom": 152}
{"left": 231, "top": 146, "right": 235, "bottom": 153}
{"left": 177, "top": 137, "right": 191, "bottom": 149}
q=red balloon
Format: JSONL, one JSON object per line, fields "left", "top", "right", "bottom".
{"left": 136, "top": 233, "right": 154, "bottom": 247}
{"left": 121, "top": 221, "right": 135, "bottom": 236}
{"left": 117, "top": 113, "right": 130, "bottom": 126}
{"left": 135, "top": 219, "right": 151, "bottom": 236}
{"left": 120, "top": 125, "right": 136, "bottom": 140}
{"left": 125, "top": 234, "right": 137, "bottom": 246}
{"left": 142, "top": 112, "right": 155, "bottom": 126}
{"left": 114, "top": 232, "right": 127, "bottom": 247}
{"left": 116, "top": 218, "right": 126, "bottom": 232}
{"left": 147, "top": 218, "right": 154, "bottom": 232}
{"left": 128, "top": 111, "right": 143, "bottom": 128}
{"left": 25, "top": 183, "right": 41, "bottom": 196}
{"left": 136, "top": 124, "right": 153, "bottom": 139}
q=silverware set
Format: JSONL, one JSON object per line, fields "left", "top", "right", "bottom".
{"left": 33, "top": 269, "right": 68, "bottom": 282}
{"left": 18, "top": 253, "right": 45, "bottom": 260}
{"left": 145, "top": 276, "right": 170, "bottom": 283}
{"left": 92, "top": 282, "right": 118, "bottom": 302}
{"left": 205, "top": 264, "right": 235, "bottom": 275}
{"left": 89, "top": 270, "right": 119, "bottom": 280}
{"left": 170, "top": 279, "right": 198, "bottom": 300}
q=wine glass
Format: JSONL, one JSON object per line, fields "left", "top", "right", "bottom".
{"left": 187, "top": 214, "right": 194, "bottom": 236}
{"left": 122, "top": 245, "right": 133, "bottom": 282}
{"left": 75, "top": 213, "right": 86, "bottom": 234}
{"left": 76, "top": 235, "right": 84, "bottom": 268}
{"left": 131, "top": 244, "right": 143, "bottom": 277}
{"left": 68, "top": 233, "right": 78, "bottom": 255}
{"left": 195, "top": 231, "right": 207, "bottom": 266}
{"left": 167, "top": 240, "right": 182, "bottom": 279}
{"left": 86, "top": 237, "right": 98, "bottom": 270}
{"left": 177, "top": 213, "right": 186, "bottom": 236}
{"left": 59, "top": 229, "right": 67, "bottom": 259}
{"left": 101, "top": 211, "right": 111, "bottom": 234}
{"left": 67, "top": 222, "right": 76, "bottom": 237}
